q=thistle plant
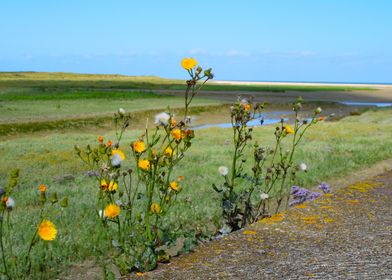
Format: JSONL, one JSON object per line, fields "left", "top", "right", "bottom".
{"left": 0, "top": 170, "right": 68, "bottom": 279}
{"left": 213, "top": 97, "right": 322, "bottom": 231}
{"left": 75, "top": 58, "right": 213, "bottom": 274}
{"left": 213, "top": 97, "right": 263, "bottom": 230}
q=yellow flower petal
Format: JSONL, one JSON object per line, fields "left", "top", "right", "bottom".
{"left": 181, "top": 58, "right": 197, "bottom": 70}
{"left": 133, "top": 141, "right": 146, "bottom": 153}
{"left": 38, "top": 220, "right": 57, "bottom": 241}
{"left": 138, "top": 159, "right": 151, "bottom": 171}
{"left": 104, "top": 203, "right": 120, "bottom": 218}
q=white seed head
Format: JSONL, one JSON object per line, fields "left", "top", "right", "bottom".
{"left": 299, "top": 163, "right": 307, "bottom": 171}
{"left": 260, "top": 193, "right": 269, "bottom": 200}
{"left": 154, "top": 112, "right": 170, "bottom": 126}
{"left": 240, "top": 98, "right": 248, "bottom": 105}
{"left": 118, "top": 108, "right": 126, "bottom": 115}
{"left": 111, "top": 153, "right": 122, "bottom": 167}
{"left": 218, "top": 166, "right": 229, "bottom": 176}
{"left": 6, "top": 197, "right": 15, "bottom": 209}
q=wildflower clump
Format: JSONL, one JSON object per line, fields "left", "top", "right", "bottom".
{"left": 213, "top": 97, "right": 322, "bottom": 231}
{"left": 0, "top": 170, "right": 68, "bottom": 278}
{"left": 75, "top": 58, "right": 213, "bottom": 274}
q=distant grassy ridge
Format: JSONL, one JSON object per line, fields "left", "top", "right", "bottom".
{"left": 0, "top": 72, "right": 375, "bottom": 92}
{"left": 0, "top": 89, "right": 173, "bottom": 101}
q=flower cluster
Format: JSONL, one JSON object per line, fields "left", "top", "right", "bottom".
{"left": 75, "top": 58, "right": 213, "bottom": 274}
{"left": 289, "top": 182, "right": 331, "bottom": 206}
{"left": 213, "top": 97, "right": 322, "bottom": 231}
{"left": 289, "top": 186, "right": 321, "bottom": 206}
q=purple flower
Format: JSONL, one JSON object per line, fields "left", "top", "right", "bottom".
{"left": 291, "top": 185, "right": 301, "bottom": 195}
{"left": 308, "top": 192, "right": 321, "bottom": 200}
{"left": 318, "top": 182, "right": 330, "bottom": 193}
{"left": 289, "top": 185, "right": 322, "bottom": 206}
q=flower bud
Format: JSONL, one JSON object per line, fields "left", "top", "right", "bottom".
{"left": 195, "top": 66, "right": 202, "bottom": 75}
{"left": 204, "top": 68, "right": 213, "bottom": 79}
{"left": 315, "top": 107, "right": 322, "bottom": 114}
{"left": 39, "top": 192, "right": 46, "bottom": 204}
{"left": 50, "top": 192, "right": 58, "bottom": 203}
{"left": 60, "top": 197, "right": 68, "bottom": 208}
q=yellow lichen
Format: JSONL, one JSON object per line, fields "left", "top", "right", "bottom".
{"left": 345, "top": 199, "right": 360, "bottom": 204}
{"left": 260, "top": 213, "right": 285, "bottom": 224}
{"left": 323, "top": 217, "right": 335, "bottom": 223}
{"left": 243, "top": 230, "right": 257, "bottom": 235}
{"left": 302, "top": 215, "right": 320, "bottom": 224}
{"left": 294, "top": 204, "right": 308, "bottom": 209}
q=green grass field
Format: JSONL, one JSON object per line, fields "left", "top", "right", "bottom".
{"left": 1, "top": 106, "right": 392, "bottom": 277}
{"left": 0, "top": 73, "right": 390, "bottom": 278}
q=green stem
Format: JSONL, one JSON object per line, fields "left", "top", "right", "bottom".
{"left": 0, "top": 211, "right": 9, "bottom": 279}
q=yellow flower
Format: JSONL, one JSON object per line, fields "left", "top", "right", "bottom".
{"left": 112, "top": 149, "right": 125, "bottom": 160}
{"left": 39, "top": 184, "right": 46, "bottom": 193}
{"left": 181, "top": 58, "right": 197, "bottom": 70}
{"left": 244, "top": 104, "right": 251, "bottom": 111}
{"left": 138, "top": 159, "right": 151, "bottom": 170}
{"left": 169, "top": 181, "right": 179, "bottom": 191}
{"left": 164, "top": 147, "right": 174, "bottom": 157}
{"left": 133, "top": 141, "right": 146, "bottom": 153}
{"left": 151, "top": 203, "right": 161, "bottom": 214}
{"left": 283, "top": 125, "right": 294, "bottom": 134}
{"left": 100, "top": 179, "right": 108, "bottom": 190}
{"left": 104, "top": 203, "right": 120, "bottom": 218}
{"left": 171, "top": 129, "right": 182, "bottom": 141}
{"left": 38, "top": 220, "right": 57, "bottom": 241}
{"left": 108, "top": 181, "right": 118, "bottom": 192}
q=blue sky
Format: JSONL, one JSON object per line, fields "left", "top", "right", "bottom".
{"left": 0, "top": 0, "right": 391, "bottom": 83}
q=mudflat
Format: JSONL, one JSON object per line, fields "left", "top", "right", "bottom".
{"left": 196, "top": 82, "right": 392, "bottom": 103}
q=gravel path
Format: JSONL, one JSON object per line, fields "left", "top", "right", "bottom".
{"left": 140, "top": 171, "right": 392, "bottom": 279}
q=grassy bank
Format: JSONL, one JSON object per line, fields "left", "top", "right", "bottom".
{"left": 1, "top": 107, "right": 392, "bottom": 277}
{"left": 0, "top": 90, "right": 221, "bottom": 124}
{"left": 0, "top": 104, "right": 228, "bottom": 137}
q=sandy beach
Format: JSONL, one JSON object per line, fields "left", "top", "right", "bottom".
{"left": 212, "top": 80, "right": 392, "bottom": 89}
